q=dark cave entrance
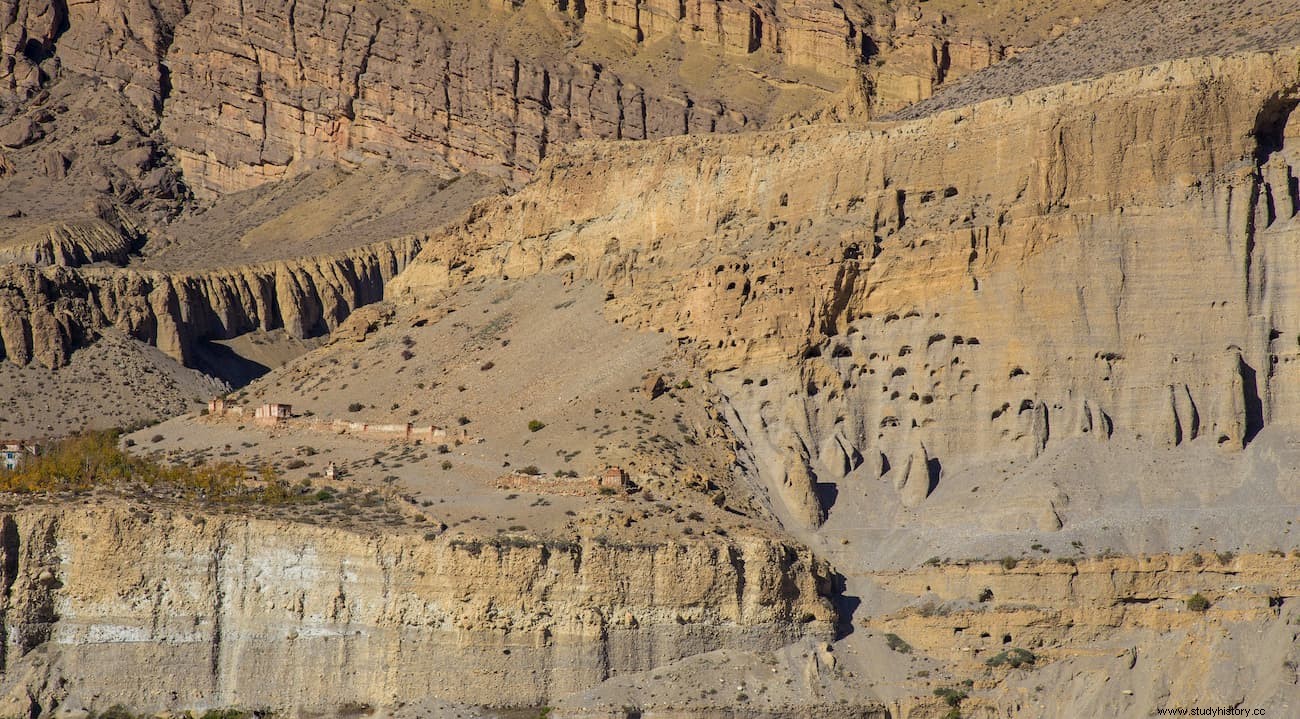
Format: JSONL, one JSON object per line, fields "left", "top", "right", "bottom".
{"left": 1253, "top": 93, "right": 1299, "bottom": 165}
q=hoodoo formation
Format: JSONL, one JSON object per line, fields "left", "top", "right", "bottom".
{"left": 1, "top": 0, "right": 1300, "bottom": 716}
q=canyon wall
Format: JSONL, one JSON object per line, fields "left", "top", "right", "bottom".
{"left": 3, "top": 0, "right": 1032, "bottom": 199}
{"left": 390, "top": 49, "right": 1300, "bottom": 525}
{"left": 159, "top": 0, "right": 757, "bottom": 195}
{"left": 0, "top": 234, "right": 423, "bottom": 368}
{"left": 537, "top": 0, "right": 860, "bottom": 65}
{"left": 0, "top": 501, "right": 834, "bottom": 712}
{"left": 866, "top": 554, "right": 1300, "bottom": 717}
{"left": 9, "top": 0, "right": 837, "bottom": 197}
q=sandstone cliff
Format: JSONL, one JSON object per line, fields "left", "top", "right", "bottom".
{"left": 554, "top": 553, "right": 1300, "bottom": 718}
{"left": 0, "top": 234, "right": 423, "bottom": 368}
{"left": 160, "top": 0, "right": 747, "bottom": 194}
{"left": 4, "top": 0, "right": 1110, "bottom": 200}
{"left": 0, "top": 218, "right": 138, "bottom": 267}
{"left": 0, "top": 500, "right": 834, "bottom": 713}
{"left": 390, "top": 49, "right": 1300, "bottom": 526}
{"left": 865, "top": 554, "right": 1300, "bottom": 717}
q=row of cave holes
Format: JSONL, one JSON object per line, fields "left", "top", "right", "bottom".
{"left": 951, "top": 628, "right": 1015, "bottom": 644}
{"left": 877, "top": 389, "right": 1039, "bottom": 427}
{"left": 803, "top": 335, "right": 1001, "bottom": 401}
{"left": 839, "top": 185, "right": 958, "bottom": 216}
{"left": 805, "top": 333, "right": 983, "bottom": 361}
{"left": 750, "top": 345, "right": 1025, "bottom": 399}
{"left": 991, "top": 399, "right": 1038, "bottom": 421}
{"left": 874, "top": 392, "right": 1041, "bottom": 428}
{"left": 709, "top": 262, "right": 786, "bottom": 303}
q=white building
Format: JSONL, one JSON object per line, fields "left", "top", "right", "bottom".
{"left": 1, "top": 441, "right": 40, "bottom": 470}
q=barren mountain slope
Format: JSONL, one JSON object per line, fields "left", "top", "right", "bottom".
{"left": 140, "top": 274, "right": 763, "bottom": 528}
{"left": 0, "top": 330, "right": 223, "bottom": 437}
{"left": 0, "top": 0, "right": 1138, "bottom": 413}
{"left": 74, "top": 38, "right": 1300, "bottom": 715}
{"left": 894, "top": 0, "right": 1300, "bottom": 119}
{"left": 3, "top": 0, "right": 1300, "bottom": 718}
{"left": 383, "top": 45, "right": 1300, "bottom": 549}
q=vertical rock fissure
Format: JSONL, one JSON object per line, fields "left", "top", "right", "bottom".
{"left": 538, "top": 68, "right": 551, "bottom": 161}
{"left": 208, "top": 524, "right": 228, "bottom": 690}
{"left": 0, "top": 516, "right": 20, "bottom": 672}
{"left": 510, "top": 57, "right": 521, "bottom": 166}
{"left": 728, "top": 543, "right": 747, "bottom": 619}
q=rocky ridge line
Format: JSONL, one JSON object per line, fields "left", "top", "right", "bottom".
{"left": 0, "top": 234, "right": 424, "bottom": 368}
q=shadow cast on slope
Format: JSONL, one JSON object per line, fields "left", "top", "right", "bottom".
{"left": 192, "top": 340, "right": 271, "bottom": 388}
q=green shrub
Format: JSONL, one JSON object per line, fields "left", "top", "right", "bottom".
{"left": 885, "top": 633, "right": 912, "bottom": 653}
{"left": 934, "top": 687, "right": 968, "bottom": 707}
{"left": 528, "top": 420, "right": 546, "bottom": 432}
{"left": 337, "top": 702, "right": 374, "bottom": 717}
{"left": 986, "top": 647, "right": 1037, "bottom": 669}
{"left": 520, "top": 465, "right": 542, "bottom": 476}
{"left": 441, "top": 460, "right": 453, "bottom": 470}
{"left": 1000, "top": 556, "right": 1019, "bottom": 570}
{"left": 198, "top": 710, "right": 251, "bottom": 719}
{"left": 98, "top": 705, "right": 138, "bottom": 719}
{"left": 1187, "top": 593, "right": 1211, "bottom": 612}
{"left": 347, "top": 403, "right": 364, "bottom": 413}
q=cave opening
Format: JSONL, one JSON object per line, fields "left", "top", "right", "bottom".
{"left": 1253, "top": 93, "right": 1299, "bottom": 165}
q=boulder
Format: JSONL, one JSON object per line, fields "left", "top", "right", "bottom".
{"left": 0, "top": 116, "right": 41, "bottom": 148}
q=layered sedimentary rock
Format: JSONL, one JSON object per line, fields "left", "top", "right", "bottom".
{"left": 156, "top": 0, "right": 1045, "bottom": 193}
{"left": 5, "top": 0, "right": 774, "bottom": 197}
{"left": 3, "top": 0, "right": 1077, "bottom": 200}
{"left": 0, "top": 234, "right": 423, "bottom": 368}
{"left": 872, "top": 554, "right": 1300, "bottom": 652}
{"left": 558, "top": 0, "right": 868, "bottom": 71}
{"left": 864, "top": 2, "right": 1005, "bottom": 113}
{"left": 158, "top": 0, "right": 767, "bottom": 195}
{"left": 865, "top": 554, "right": 1300, "bottom": 716}
{"left": 0, "top": 219, "right": 138, "bottom": 267}
{"left": 0, "top": 502, "right": 834, "bottom": 712}
{"left": 392, "top": 49, "right": 1300, "bottom": 525}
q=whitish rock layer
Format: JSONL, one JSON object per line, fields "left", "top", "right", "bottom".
{"left": 0, "top": 502, "right": 835, "bottom": 712}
